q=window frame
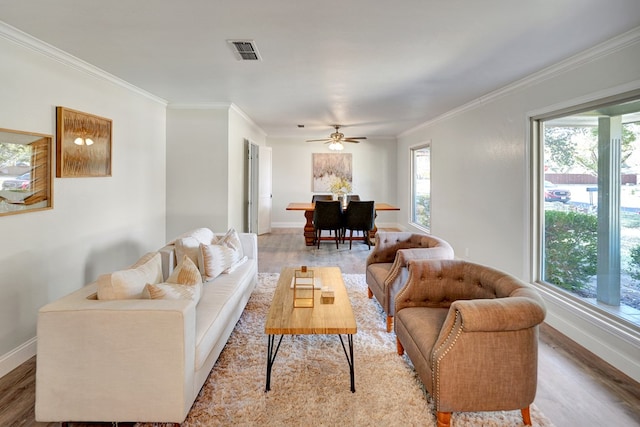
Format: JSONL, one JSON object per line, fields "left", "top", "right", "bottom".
{"left": 409, "top": 142, "right": 431, "bottom": 232}
{"left": 530, "top": 89, "right": 640, "bottom": 338}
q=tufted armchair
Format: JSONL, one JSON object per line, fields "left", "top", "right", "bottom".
{"left": 366, "top": 232, "right": 454, "bottom": 332}
{"left": 394, "top": 259, "right": 546, "bottom": 427}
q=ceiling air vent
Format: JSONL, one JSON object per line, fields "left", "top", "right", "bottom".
{"left": 227, "top": 40, "right": 261, "bottom": 61}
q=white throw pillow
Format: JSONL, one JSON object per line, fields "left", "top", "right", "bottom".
{"left": 175, "top": 229, "right": 220, "bottom": 269}
{"left": 198, "top": 243, "right": 242, "bottom": 281}
{"left": 167, "top": 227, "right": 215, "bottom": 245}
{"left": 97, "top": 252, "right": 163, "bottom": 300}
{"left": 175, "top": 236, "right": 201, "bottom": 268}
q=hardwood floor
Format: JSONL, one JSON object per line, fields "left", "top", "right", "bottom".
{"left": 1, "top": 227, "right": 639, "bottom": 427}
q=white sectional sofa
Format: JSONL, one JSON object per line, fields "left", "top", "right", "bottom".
{"left": 35, "top": 229, "right": 258, "bottom": 424}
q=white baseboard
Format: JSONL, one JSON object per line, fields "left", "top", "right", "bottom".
{"left": 271, "top": 222, "right": 305, "bottom": 228}
{"left": 0, "top": 337, "right": 37, "bottom": 379}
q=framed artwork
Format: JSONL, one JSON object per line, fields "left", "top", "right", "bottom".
{"left": 312, "top": 153, "right": 352, "bottom": 192}
{"left": 56, "top": 107, "right": 112, "bottom": 177}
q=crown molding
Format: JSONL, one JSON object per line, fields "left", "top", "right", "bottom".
{"left": 167, "top": 102, "right": 232, "bottom": 110}
{"left": 0, "top": 21, "right": 167, "bottom": 106}
{"left": 399, "top": 26, "right": 640, "bottom": 138}
{"left": 168, "top": 102, "right": 267, "bottom": 136}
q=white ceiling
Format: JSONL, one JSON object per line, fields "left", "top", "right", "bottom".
{"left": 1, "top": 0, "right": 639, "bottom": 138}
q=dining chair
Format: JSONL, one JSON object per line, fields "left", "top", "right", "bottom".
{"left": 343, "top": 200, "right": 375, "bottom": 249}
{"left": 347, "top": 194, "right": 360, "bottom": 202}
{"left": 312, "top": 195, "right": 336, "bottom": 236}
{"left": 312, "top": 201, "right": 344, "bottom": 249}
{"left": 311, "top": 194, "right": 333, "bottom": 202}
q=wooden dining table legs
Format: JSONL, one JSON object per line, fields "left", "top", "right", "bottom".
{"left": 301, "top": 210, "right": 377, "bottom": 247}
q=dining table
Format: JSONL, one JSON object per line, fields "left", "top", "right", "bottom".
{"left": 286, "top": 201, "right": 400, "bottom": 246}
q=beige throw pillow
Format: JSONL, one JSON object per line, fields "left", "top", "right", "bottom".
{"left": 218, "top": 228, "right": 244, "bottom": 258}
{"left": 97, "top": 252, "right": 163, "bottom": 300}
{"left": 167, "top": 255, "right": 203, "bottom": 285}
{"left": 198, "top": 243, "right": 242, "bottom": 281}
{"left": 142, "top": 282, "right": 202, "bottom": 304}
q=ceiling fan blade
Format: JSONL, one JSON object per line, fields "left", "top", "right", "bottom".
{"left": 344, "top": 136, "right": 367, "bottom": 140}
{"left": 306, "top": 139, "right": 332, "bottom": 142}
{"left": 343, "top": 139, "right": 361, "bottom": 143}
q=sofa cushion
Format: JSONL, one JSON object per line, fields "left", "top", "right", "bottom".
{"left": 193, "top": 261, "right": 256, "bottom": 370}
{"left": 395, "top": 306, "right": 449, "bottom": 391}
{"left": 96, "top": 252, "right": 163, "bottom": 300}
{"left": 167, "top": 255, "right": 203, "bottom": 286}
{"left": 367, "top": 262, "right": 392, "bottom": 284}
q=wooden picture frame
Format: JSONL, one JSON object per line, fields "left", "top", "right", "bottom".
{"left": 56, "top": 107, "right": 112, "bottom": 177}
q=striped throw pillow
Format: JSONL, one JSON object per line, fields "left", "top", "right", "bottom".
{"left": 198, "top": 243, "right": 242, "bottom": 281}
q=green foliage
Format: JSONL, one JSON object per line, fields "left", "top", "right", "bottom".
{"left": 414, "top": 194, "right": 430, "bottom": 228}
{"left": 628, "top": 244, "right": 640, "bottom": 282}
{"left": 544, "top": 210, "right": 597, "bottom": 291}
{"left": 544, "top": 127, "right": 578, "bottom": 172}
{"left": 544, "top": 124, "right": 637, "bottom": 175}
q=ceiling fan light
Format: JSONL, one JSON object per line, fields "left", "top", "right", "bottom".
{"left": 74, "top": 137, "right": 84, "bottom": 146}
{"left": 329, "top": 141, "right": 344, "bottom": 151}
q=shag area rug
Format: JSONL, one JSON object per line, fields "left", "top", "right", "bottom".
{"left": 139, "top": 273, "right": 554, "bottom": 427}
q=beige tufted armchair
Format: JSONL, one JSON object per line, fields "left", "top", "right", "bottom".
{"left": 394, "top": 259, "right": 546, "bottom": 427}
{"left": 366, "top": 232, "right": 454, "bottom": 332}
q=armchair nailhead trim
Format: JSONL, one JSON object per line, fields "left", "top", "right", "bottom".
{"left": 433, "top": 311, "right": 463, "bottom": 410}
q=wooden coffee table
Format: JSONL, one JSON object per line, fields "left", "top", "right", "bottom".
{"left": 265, "top": 266, "right": 357, "bottom": 392}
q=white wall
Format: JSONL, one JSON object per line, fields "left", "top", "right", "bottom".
{"left": 166, "top": 105, "right": 266, "bottom": 238}
{"left": 0, "top": 27, "right": 167, "bottom": 376}
{"left": 166, "top": 107, "right": 229, "bottom": 239}
{"left": 268, "top": 136, "right": 399, "bottom": 228}
{"left": 397, "top": 29, "right": 640, "bottom": 381}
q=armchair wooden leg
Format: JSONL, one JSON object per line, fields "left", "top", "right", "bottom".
{"left": 521, "top": 406, "right": 532, "bottom": 425}
{"left": 367, "top": 287, "right": 373, "bottom": 298}
{"left": 396, "top": 338, "right": 404, "bottom": 355}
{"left": 437, "top": 411, "right": 451, "bottom": 427}
{"left": 386, "top": 315, "right": 393, "bottom": 332}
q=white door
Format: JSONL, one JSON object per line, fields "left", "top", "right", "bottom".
{"left": 258, "top": 146, "right": 272, "bottom": 235}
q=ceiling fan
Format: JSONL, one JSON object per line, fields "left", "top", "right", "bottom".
{"left": 306, "top": 125, "right": 367, "bottom": 151}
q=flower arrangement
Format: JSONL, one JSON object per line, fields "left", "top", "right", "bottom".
{"left": 329, "top": 176, "right": 352, "bottom": 195}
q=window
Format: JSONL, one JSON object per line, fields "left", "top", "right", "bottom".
{"left": 535, "top": 94, "right": 640, "bottom": 328}
{"left": 411, "top": 144, "right": 430, "bottom": 230}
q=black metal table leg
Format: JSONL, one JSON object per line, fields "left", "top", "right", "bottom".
{"left": 338, "top": 334, "right": 355, "bottom": 392}
{"left": 265, "top": 334, "right": 284, "bottom": 392}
